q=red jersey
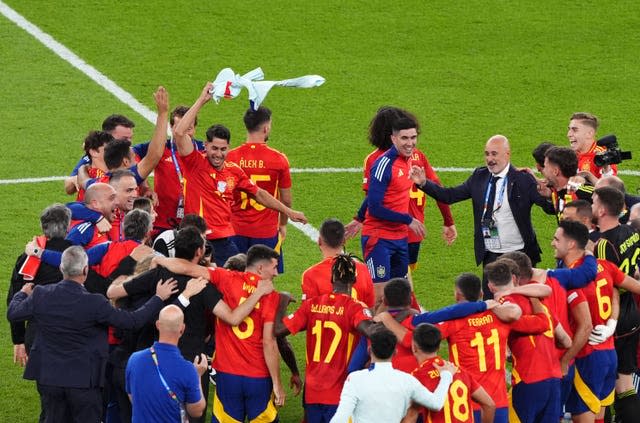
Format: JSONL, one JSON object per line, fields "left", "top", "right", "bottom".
{"left": 569, "top": 258, "right": 625, "bottom": 357}
{"left": 107, "top": 208, "right": 125, "bottom": 242}
{"left": 539, "top": 276, "right": 572, "bottom": 360}
{"left": 362, "top": 148, "right": 453, "bottom": 243}
{"left": 505, "top": 294, "right": 562, "bottom": 384}
{"left": 207, "top": 267, "right": 279, "bottom": 377}
{"left": 283, "top": 292, "right": 371, "bottom": 405}
{"left": 227, "top": 143, "right": 292, "bottom": 238}
{"left": 578, "top": 142, "right": 617, "bottom": 179}
{"left": 301, "top": 257, "right": 375, "bottom": 307}
{"left": 438, "top": 310, "right": 511, "bottom": 408}
{"left": 92, "top": 239, "right": 139, "bottom": 277}
{"left": 143, "top": 141, "right": 204, "bottom": 230}
{"left": 412, "top": 357, "right": 480, "bottom": 423}
{"left": 76, "top": 167, "right": 106, "bottom": 202}
{"left": 391, "top": 314, "right": 419, "bottom": 373}
{"left": 181, "top": 151, "right": 259, "bottom": 239}
{"left": 68, "top": 220, "right": 109, "bottom": 248}
{"left": 362, "top": 147, "right": 413, "bottom": 240}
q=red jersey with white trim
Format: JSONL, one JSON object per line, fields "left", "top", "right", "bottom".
{"left": 506, "top": 294, "right": 562, "bottom": 384}
{"left": 283, "top": 292, "right": 371, "bottom": 405}
{"left": 362, "top": 147, "right": 413, "bottom": 240}
{"left": 227, "top": 143, "right": 292, "bottom": 238}
{"left": 362, "top": 148, "right": 454, "bottom": 243}
{"left": 207, "top": 267, "right": 279, "bottom": 377}
{"left": 412, "top": 356, "right": 480, "bottom": 423}
{"left": 570, "top": 258, "right": 625, "bottom": 357}
{"left": 438, "top": 310, "right": 511, "bottom": 409}
{"left": 301, "top": 257, "right": 375, "bottom": 307}
{"left": 578, "top": 142, "right": 617, "bottom": 179}
{"left": 181, "top": 150, "right": 259, "bottom": 239}
{"left": 67, "top": 220, "right": 109, "bottom": 248}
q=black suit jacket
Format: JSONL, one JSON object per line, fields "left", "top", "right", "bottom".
{"left": 419, "top": 165, "right": 555, "bottom": 265}
{"left": 7, "top": 279, "right": 163, "bottom": 389}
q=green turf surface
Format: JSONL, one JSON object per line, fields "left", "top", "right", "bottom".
{"left": 1, "top": 0, "right": 640, "bottom": 421}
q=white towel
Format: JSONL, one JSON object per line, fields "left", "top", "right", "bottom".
{"left": 210, "top": 67, "right": 325, "bottom": 110}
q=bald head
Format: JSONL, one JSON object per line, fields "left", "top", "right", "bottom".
{"left": 84, "top": 182, "right": 116, "bottom": 221}
{"left": 484, "top": 135, "right": 511, "bottom": 174}
{"left": 595, "top": 175, "right": 625, "bottom": 193}
{"left": 629, "top": 203, "right": 640, "bottom": 222}
{"left": 156, "top": 305, "right": 184, "bottom": 334}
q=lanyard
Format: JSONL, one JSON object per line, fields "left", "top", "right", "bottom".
{"left": 481, "top": 175, "right": 508, "bottom": 221}
{"left": 169, "top": 138, "right": 185, "bottom": 190}
{"left": 150, "top": 346, "right": 181, "bottom": 405}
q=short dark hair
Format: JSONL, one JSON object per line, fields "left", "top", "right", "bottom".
{"left": 109, "top": 169, "right": 136, "bottom": 186}
{"left": 224, "top": 253, "right": 247, "bottom": 271}
{"left": 331, "top": 253, "right": 357, "bottom": 288}
{"left": 319, "top": 218, "right": 345, "bottom": 249}
{"left": 563, "top": 199, "right": 593, "bottom": 221}
{"left": 246, "top": 244, "right": 279, "bottom": 268}
{"left": 205, "top": 124, "right": 231, "bottom": 143}
{"left": 391, "top": 117, "right": 417, "bottom": 134}
{"left": 531, "top": 142, "right": 555, "bottom": 168}
{"left": 571, "top": 112, "right": 599, "bottom": 130}
{"left": 102, "top": 114, "right": 135, "bottom": 132}
{"left": 243, "top": 106, "right": 272, "bottom": 132}
{"left": 384, "top": 278, "right": 412, "bottom": 308}
{"left": 133, "top": 197, "right": 153, "bottom": 215}
{"left": 104, "top": 139, "right": 132, "bottom": 170}
{"left": 545, "top": 146, "right": 578, "bottom": 178}
{"left": 412, "top": 323, "right": 442, "bottom": 354}
{"left": 369, "top": 326, "right": 397, "bottom": 360}
{"left": 174, "top": 226, "right": 204, "bottom": 260}
{"left": 558, "top": 220, "right": 589, "bottom": 250}
{"left": 170, "top": 106, "right": 197, "bottom": 127}
{"left": 485, "top": 259, "right": 515, "bottom": 287}
{"left": 594, "top": 186, "right": 625, "bottom": 217}
{"left": 83, "top": 131, "right": 114, "bottom": 157}
{"left": 501, "top": 251, "right": 533, "bottom": 281}
{"left": 368, "top": 106, "right": 420, "bottom": 150}
{"left": 455, "top": 273, "right": 482, "bottom": 302}
{"left": 179, "top": 214, "right": 207, "bottom": 234}
{"left": 123, "top": 209, "right": 152, "bottom": 240}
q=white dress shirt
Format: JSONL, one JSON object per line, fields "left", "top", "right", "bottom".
{"left": 490, "top": 164, "right": 524, "bottom": 253}
{"left": 329, "top": 362, "right": 453, "bottom": 423}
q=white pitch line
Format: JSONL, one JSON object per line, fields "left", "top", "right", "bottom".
{"left": 2, "top": 167, "right": 639, "bottom": 185}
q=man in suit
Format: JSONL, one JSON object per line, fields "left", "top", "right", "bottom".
{"left": 7, "top": 245, "right": 177, "bottom": 423}
{"left": 411, "top": 135, "right": 555, "bottom": 298}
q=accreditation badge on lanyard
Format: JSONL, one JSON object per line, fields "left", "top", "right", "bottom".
{"left": 170, "top": 139, "right": 185, "bottom": 220}
{"left": 481, "top": 176, "right": 507, "bottom": 251}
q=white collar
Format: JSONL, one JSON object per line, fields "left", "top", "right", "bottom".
{"left": 493, "top": 163, "right": 511, "bottom": 178}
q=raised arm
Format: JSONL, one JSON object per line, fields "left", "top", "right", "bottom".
{"left": 174, "top": 82, "right": 212, "bottom": 157}
{"left": 136, "top": 87, "right": 169, "bottom": 179}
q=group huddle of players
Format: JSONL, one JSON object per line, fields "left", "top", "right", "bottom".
{"left": 9, "top": 82, "right": 640, "bottom": 423}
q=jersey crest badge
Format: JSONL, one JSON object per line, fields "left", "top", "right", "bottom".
{"left": 376, "top": 264, "right": 386, "bottom": 279}
{"left": 217, "top": 181, "right": 227, "bottom": 193}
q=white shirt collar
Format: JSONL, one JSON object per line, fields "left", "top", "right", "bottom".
{"left": 493, "top": 163, "right": 511, "bottom": 178}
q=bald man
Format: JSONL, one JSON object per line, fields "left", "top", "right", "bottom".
{"left": 412, "top": 135, "right": 555, "bottom": 298}
{"left": 126, "top": 305, "right": 208, "bottom": 422}
{"left": 595, "top": 175, "right": 640, "bottom": 224}
{"left": 66, "top": 183, "right": 117, "bottom": 248}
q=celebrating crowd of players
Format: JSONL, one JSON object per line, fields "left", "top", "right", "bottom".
{"left": 7, "top": 81, "right": 640, "bottom": 423}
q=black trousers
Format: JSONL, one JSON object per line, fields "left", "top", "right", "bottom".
{"left": 38, "top": 383, "right": 102, "bottom": 423}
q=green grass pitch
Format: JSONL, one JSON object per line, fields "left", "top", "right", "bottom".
{"left": 1, "top": 1, "right": 639, "bottom": 420}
